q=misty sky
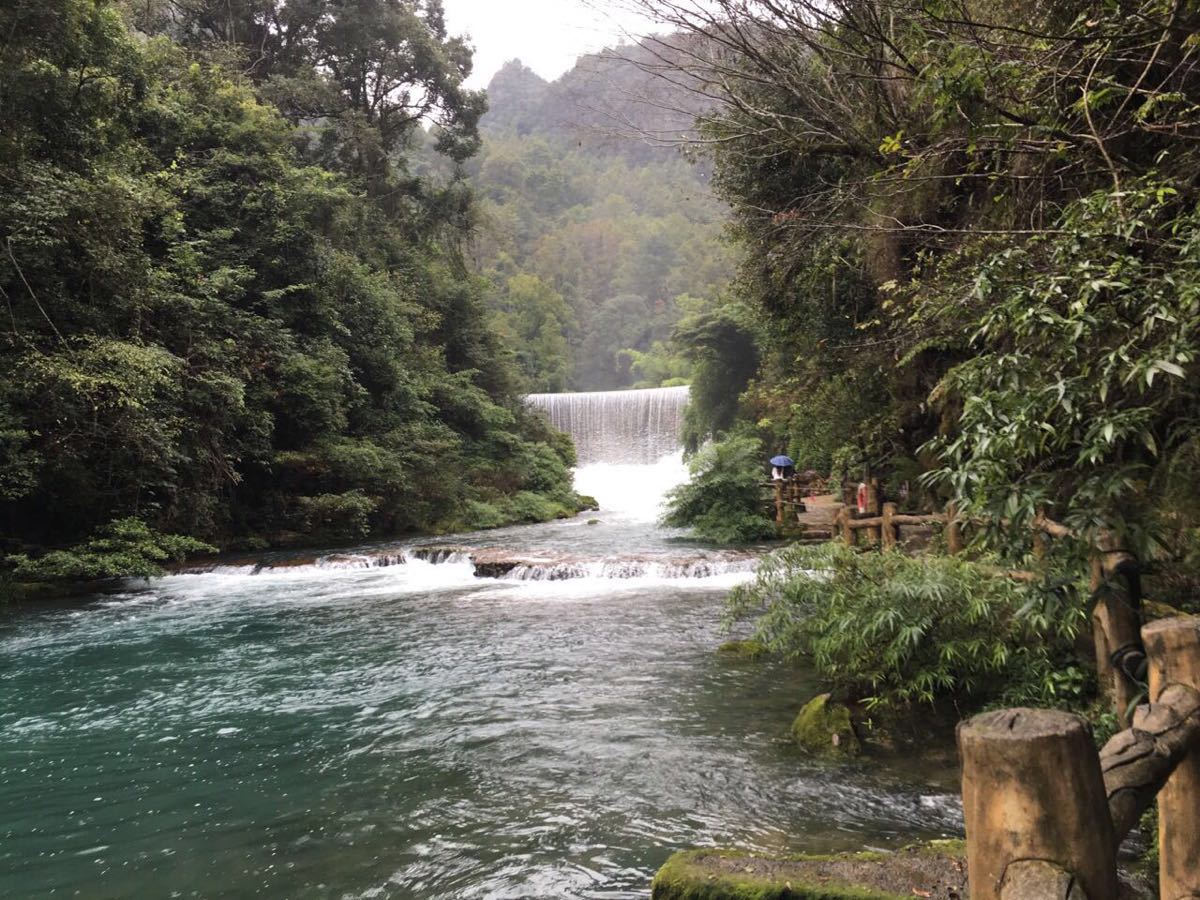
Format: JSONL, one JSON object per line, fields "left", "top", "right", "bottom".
{"left": 442, "top": 0, "right": 657, "bottom": 88}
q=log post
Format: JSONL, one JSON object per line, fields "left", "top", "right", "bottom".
{"left": 946, "top": 502, "right": 963, "bottom": 555}
{"left": 959, "top": 708, "right": 1117, "bottom": 900}
{"left": 881, "top": 502, "right": 897, "bottom": 550}
{"left": 865, "top": 478, "right": 881, "bottom": 545}
{"left": 1092, "top": 586, "right": 1142, "bottom": 726}
{"left": 836, "top": 505, "right": 854, "bottom": 548}
{"left": 1142, "top": 618, "right": 1200, "bottom": 899}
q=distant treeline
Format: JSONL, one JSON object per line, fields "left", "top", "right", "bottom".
{"left": 465, "top": 55, "right": 738, "bottom": 393}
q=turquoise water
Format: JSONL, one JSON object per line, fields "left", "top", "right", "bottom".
{"left": 0, "top": 463, "right": 962, "bottom": 898}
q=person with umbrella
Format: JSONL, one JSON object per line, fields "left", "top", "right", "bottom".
{"left": 770, "top": 454, "right": 795, "bottom": 481}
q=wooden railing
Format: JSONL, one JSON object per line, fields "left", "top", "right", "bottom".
{"left": 763, "top": 475, "right": 827, "bottom": 528}
{"left": 961, "top": 617, "right": 1200, "bottom": 899}
{"left": 773, "top": 474, "right": 1189, "bottom": 894}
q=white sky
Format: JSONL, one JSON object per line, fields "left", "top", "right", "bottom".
{"left": 442, "top": 0, "right": 658, "bottom": 88}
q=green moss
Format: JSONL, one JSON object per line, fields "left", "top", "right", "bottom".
{"left": 911, "top": 839, "right": 965, "bottom": 858}
{"left": 651, "top": 849, "right": 909, "bottom": 900}
{"left": 1142, "top": 599, "right": 1192, "bottom": 621}
{"left": 791, "top": 693, "right": 860, "bottom": 756}
{"left": 587, "top": 518, "right": 600, "bottom": 525}
{"left": 717, "top": 639, "right": 768, "bottom": 660}
{"left": 578, "top": 495, "right": 600, "bottom": 511}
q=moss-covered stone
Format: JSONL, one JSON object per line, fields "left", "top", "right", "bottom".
{"left": 650, "top": 845, "right": 967, "bottom": 899}
{"left": 791, "top": 693, "right": 860, "bottom": 756}
{"left": 1142, "top": 599, "right": 1194, "bottom": 621}
{"left": 587, "top": 518, "right": 601, "bottom": 525}
{"left": 717, "top": 639, "right": 768, "bottom": 660}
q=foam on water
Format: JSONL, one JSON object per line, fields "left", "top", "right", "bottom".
{"left": 573, "top": 450, "right": 690, "bottom": 524}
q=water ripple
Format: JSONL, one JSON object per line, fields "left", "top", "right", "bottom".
{"left": 1, "top": 547, "right": 962, "bottom": 898}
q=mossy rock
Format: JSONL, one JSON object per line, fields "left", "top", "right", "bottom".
{"left": 578, "top": 494, "right": 600, "bottom": 511}
{"left": 717, "top": 639, "right": 768, "bottom": 660}
{"left": 587, "top": 518, "right": 601, "bottom": 526}
{"left": 791, "top": 693, "right": 860, "bottom": 756}
{"left": 651, "top": 844, "right": 967, "bottom": 899}
{"left": 1142, "top": 599, "right": 1195, "bottom": 621}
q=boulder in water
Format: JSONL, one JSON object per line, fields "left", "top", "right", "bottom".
{"left": 791, "top": 693, "right": 860, "bottom": 756}
{"left": 717, "top": 639, "right": 767, "bottom": 660}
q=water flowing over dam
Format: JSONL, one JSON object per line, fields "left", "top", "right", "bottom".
{"left": 526, "top": 385, "right": 690, "bottom": 465}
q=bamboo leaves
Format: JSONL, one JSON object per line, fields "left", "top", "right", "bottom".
{"left": 726, "top": 542, "right": 1087, "bottom": 709}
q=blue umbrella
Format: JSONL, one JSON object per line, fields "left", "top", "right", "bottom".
{"left": 770, "top": 455, "right": 794, "bottom": 467}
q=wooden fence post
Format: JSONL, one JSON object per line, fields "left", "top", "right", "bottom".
{"left": 865, "top": 478, "right": 881, "bottom": 545}
{"left": 1142, "top": 618, "right": 1200, "bottom": 899}
{"left": 836, "top": 505, "right": 853, "bottom": 548}
{"left": 881, "top": 502, "right": 897, "bottom": 550}
{"left": 774, "top": 480, "right": 784, "bottom": 528}
{"left": 946, "top": 502, "right": 963, "bottom": 555}
{"left": 959, "top": 708, "right": 1117, "bottom": 900}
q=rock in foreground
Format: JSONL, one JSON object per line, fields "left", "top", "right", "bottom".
{"left": 791, "top": 693, "right": 860, "bottom": 756}
{"left": 651, "top": 844, "right": 967, "bottom": 899}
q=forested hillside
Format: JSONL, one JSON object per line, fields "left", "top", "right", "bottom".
{"left": 464, "top": 51, "right": 737, "bottom": 392}
{"left": 0, "top": 0, "right": 584, "bottom": 582}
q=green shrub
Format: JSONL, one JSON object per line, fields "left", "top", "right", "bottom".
{"left": 458, "top": 500, "right": 509, "bottom": 531}
{"left": 7, "top": 518, "right": 216, "bottom": 583}
{"left": 662, "top": 433, "right": 776, "bottom": 543}
{"left": 500, "top": 491, "right": 571, "bottom": 523}
{"left": 296, "top": 490, "right": 377, "bottom": 541}
{"left": 725, "top": 542, "right": 1089, "bottom": 709}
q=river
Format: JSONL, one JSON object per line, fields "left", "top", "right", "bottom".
{"left": 0, "top": 388, "right": 962, "bottom": 899}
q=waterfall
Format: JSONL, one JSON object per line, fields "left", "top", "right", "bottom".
{"left": 525, "top": 385, "right": 690, "bottom": 465}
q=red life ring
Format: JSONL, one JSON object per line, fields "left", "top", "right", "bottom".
{"left": 856, "top": 482, "right": 869, "bottom": 515}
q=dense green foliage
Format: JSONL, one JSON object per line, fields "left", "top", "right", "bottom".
{"left": 670, "top": 307, "right": 760, "bottom": 453}
{"left": 634, "top": 0, "right": 1200, "bottom": 560}
{"left": 0, "top": 0, "right": 583, "bottom": 581}
{"left": 727, "top": 543, "right": 1089, "bottom": 709}
{"left": 8, "top": 519, "right": 216, "bottom": 582}
{"left": 467, "top": 57, "right": 735, "bottom": 392}
{"left": 662, "top": 433, "right": 776, "bottom": 543}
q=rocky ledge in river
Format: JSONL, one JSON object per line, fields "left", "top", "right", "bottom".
{"left": 410, "top": 546, "right": 759, "bottom": 581}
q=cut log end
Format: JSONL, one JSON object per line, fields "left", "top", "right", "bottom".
{"left": 959, "top": 707, "right": 1092, "bottom": 744}
{"left": 960, "top": 707, "right": 1116, "bottom": 900}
